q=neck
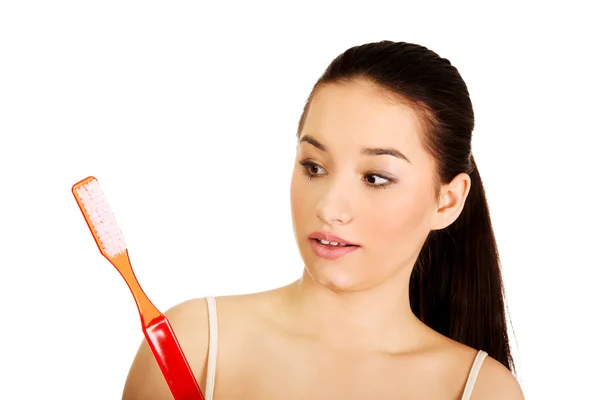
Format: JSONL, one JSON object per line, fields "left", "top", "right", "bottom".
{"left": 281, "top": 267, "right": 427, "bottom": 353}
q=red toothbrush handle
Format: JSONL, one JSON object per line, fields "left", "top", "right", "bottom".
{"left": 144, "top": 315, "right": 205, "bottom": 400}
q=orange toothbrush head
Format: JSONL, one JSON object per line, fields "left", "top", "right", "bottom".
{"left": 72, "top": 176, "right": 127, "bottom": 261}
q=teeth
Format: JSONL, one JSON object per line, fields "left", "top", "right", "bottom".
{"left": 318, "top": 239, "right": 346, "bottom": 246}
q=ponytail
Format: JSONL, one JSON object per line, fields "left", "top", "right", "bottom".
{"left": 409, "top": 157, "right": 514, "bottom": 372}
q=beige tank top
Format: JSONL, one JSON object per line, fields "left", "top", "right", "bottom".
{"left": 203, "top": 296, "right": 487, "bottom": 400}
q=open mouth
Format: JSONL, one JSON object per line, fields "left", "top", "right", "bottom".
{"left": 309, "top": 237, "right": 360, "bottom": 260}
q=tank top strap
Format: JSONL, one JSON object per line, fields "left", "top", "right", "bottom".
{"left": 204, "top": 295, "right": 218, "bottom": 400}
{"left": 460, "top": 350, "right": 487, "bottom": 400}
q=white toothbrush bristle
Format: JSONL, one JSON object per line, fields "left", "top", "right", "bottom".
{"left": 76, "top": 179, "right": 127, "bottom": 258}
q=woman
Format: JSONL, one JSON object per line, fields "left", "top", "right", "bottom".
{"left": 123, "top": 40, "right": 524, "bottom": 399}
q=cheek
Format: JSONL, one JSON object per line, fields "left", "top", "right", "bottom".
{"left": 290, "top": 171, "right": 310, "bottom": 224}
{"left": 366, "top": 188, "right": 434, "bottom": 251}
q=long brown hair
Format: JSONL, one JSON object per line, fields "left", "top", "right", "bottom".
{"left": 297, "top": 41, "right": 515, "bottom": 372}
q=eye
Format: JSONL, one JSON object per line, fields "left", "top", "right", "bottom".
{"left": 300, "top": 160, "right": 326, "bottom": 179}
{"left": 364, "top": 173, "right": 394, "bottom": 188}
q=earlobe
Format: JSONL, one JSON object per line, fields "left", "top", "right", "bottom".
{"left": 431, "top": 173, "right": 471, "bottom": 230}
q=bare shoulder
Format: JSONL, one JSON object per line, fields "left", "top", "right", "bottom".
{"left": 422, "top": 332, "right": 524, "bottom": 400}
{"left": 471, "top": 355, "right": 524, "bottom": 400}
{"left": 121, "top": 297, "right": 212, "bottom": 400}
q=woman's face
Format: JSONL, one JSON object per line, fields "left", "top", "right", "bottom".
{"left": 290, "top": 80, "right": 443, "bottom": 292}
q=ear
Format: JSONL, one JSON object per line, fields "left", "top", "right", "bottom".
{"left": 430, "top": 172, "right": 471, "bottom": 230}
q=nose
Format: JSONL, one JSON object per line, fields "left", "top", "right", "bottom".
{"left": 315, "top": 178, "right": 353, "bottom": 226}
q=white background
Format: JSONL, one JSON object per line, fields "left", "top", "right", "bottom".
{"left": 1, "top": 1, "right": 598, "bottom": 398}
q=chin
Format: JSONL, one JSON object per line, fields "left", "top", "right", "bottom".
{"left": 297, "top": 240, "right": 376, "bottom": 292}
{"left": 303, "top": 260, "right": 368, "bottom": 293}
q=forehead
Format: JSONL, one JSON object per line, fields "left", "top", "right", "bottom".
{"left": 300, "top": 80, "right": 425, "bottom": 156}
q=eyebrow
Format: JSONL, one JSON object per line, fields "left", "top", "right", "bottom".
{"left": 298, "top": 134, "right": 411, "bottom": 163}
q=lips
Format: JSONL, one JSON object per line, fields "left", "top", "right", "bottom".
{"left": 308, "top": 232, "right": 360, "bottom": 260}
